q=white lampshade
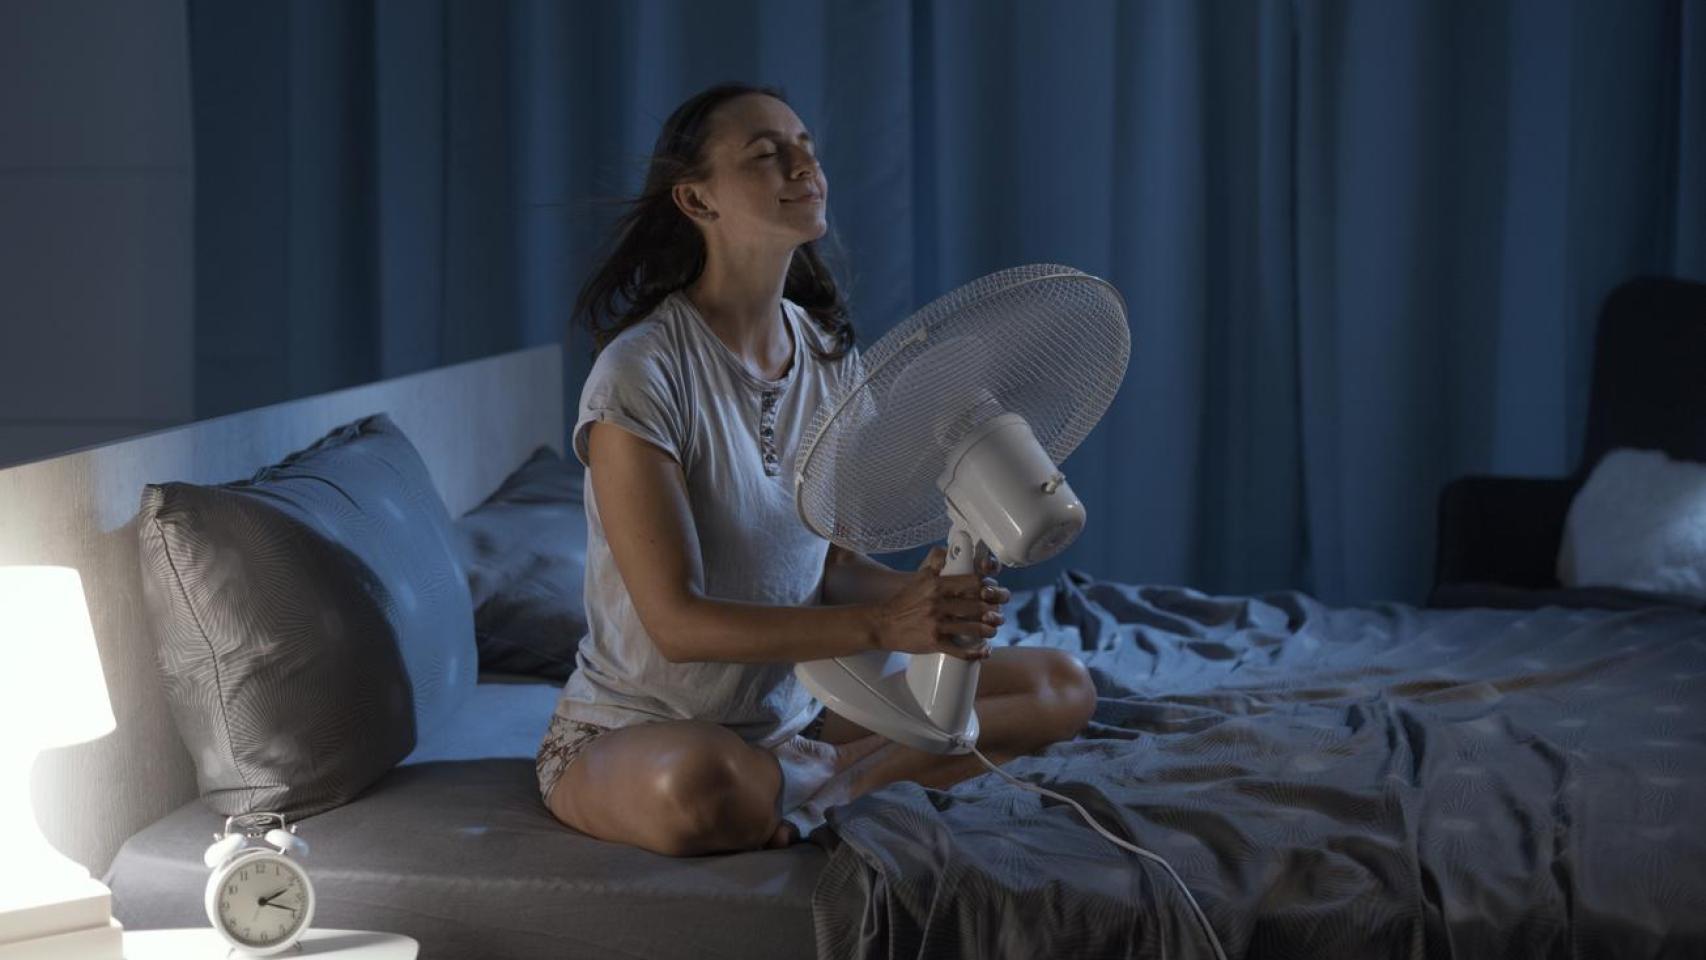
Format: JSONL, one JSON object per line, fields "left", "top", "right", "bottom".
{"left": 0, "top": 566, "right": 116, "bottom": 751}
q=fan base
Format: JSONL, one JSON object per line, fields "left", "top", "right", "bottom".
{"left": 795, "top": 652, "right": 980, "bottom": 755}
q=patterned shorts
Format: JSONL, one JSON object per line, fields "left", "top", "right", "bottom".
{"left": 535, "top": 714, "right": 616, "bottom": 804}
{"left": 534, "top": 705, "right": 830, "bottom": 805}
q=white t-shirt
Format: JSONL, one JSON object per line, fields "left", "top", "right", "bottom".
{"left": 557, "top": 289, "right": 862, "bottom": 749}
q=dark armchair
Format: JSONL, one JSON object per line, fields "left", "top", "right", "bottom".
{"left": 1428, "top": 276, "right": 1706, "bottom": 610}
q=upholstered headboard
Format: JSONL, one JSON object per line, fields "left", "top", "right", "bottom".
{"left": 0, "top": 345, "right": 564, "bottom": 875}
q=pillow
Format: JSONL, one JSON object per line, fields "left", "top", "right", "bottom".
{"left": 454, "top": 446, "right": 588, "bottom": 682}
{"left": 1558, "top": 447, "right": 1706, "bottom": 600}
{"left": 138, "top": 413, "right": 476, "bottom": 817}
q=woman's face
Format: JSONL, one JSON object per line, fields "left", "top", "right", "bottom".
{"left": 682, "top": 94, "right": 828, "bottom": 247}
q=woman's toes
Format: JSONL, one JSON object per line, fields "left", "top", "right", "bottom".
{"left": 764, "top": 820, "right": 797, "bottom": 849}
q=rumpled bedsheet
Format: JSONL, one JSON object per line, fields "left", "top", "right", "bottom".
{"left": 811, "top": 572, "right": 1706, "bottom": 959}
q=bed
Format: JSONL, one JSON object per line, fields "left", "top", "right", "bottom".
{"left": 100, "top": 573, "right": 1706, "bottom": 958}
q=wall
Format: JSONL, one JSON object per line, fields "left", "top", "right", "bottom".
{"left": 0, "top": 0, "right": 194, "bottom": 470}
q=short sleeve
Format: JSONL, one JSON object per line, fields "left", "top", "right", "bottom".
{"left": 572, "top": 341, "right": 690, "bottom": 470}
{"left": 840, "top": 344, "right": 877, "bottom": 422}
{"left": 844, "top": 343, "right": 866, "bottom": 385}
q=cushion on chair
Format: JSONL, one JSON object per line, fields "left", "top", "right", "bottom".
{"left": 1558, "top": 447, "right": 1706, "bottom": 601}
{"left": 1432, "top": 277, "right": 1706, "bottom": 601}
{"left": 137, "top": 413, "right": 476, "bottom": 817}
{"left": 453, "top": 446, "right": 588, "bottom": 683}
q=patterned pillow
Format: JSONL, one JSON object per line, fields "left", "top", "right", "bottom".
{"left": 454, "top": 446, "right": 587, "bottom": 682}
{"left": 138, "top": 413, "right": 476, "bottom": 817}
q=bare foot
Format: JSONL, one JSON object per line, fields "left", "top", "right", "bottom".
{"left": 766, "top": 733, "right": 892, "bottom": 848}
{"left": 790, "top": 734, "right": 901, "bottom": 817}
{"left": 831, "top": 733, "right": 888, "bottom": 773}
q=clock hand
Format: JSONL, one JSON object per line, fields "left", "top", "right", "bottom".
{"left": 260, "top": 901, "right": 298, "bottom": 913}
{"left": 257, "top": 887, "right": 289, "bottom": 907}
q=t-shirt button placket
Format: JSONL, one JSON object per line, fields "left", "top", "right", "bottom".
{"left": 759, "top": 390, "right": 780, "bottom": 475}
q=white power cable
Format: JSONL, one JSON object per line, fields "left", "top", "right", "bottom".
{"left": 960, "top": 740, "right": 1230, "bottom": 960}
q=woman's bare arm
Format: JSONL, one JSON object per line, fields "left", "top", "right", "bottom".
{"left": 821, "top": 544, "right": 912, "bottom": 606}
{"left": 586, "top": 420, "right": 885, "bottom": 664}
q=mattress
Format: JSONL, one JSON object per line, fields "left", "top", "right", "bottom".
{"left": 106, "top": 682, "right": 827, "bottom": 959}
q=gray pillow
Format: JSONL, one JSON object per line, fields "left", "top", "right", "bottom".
{"left": 138, "top": 413, "right": 476, "bottom": 817}
{"left": 455, "top": 446, "right": 587, "bottom": 682}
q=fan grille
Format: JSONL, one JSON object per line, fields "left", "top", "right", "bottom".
{"left": 795, "top": 264, "right": 1129, "bottom": 555}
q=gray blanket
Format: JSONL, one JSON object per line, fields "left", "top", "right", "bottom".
{"left": 811, "top": 573, "right": 1706, "bottom": 959}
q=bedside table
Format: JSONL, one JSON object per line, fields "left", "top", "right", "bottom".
{"left": 124, "top": 928, "right": 418, "bottom": 958}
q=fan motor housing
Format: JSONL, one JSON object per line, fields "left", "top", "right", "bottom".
{"left": 936, "top": 413, "right": 1086, "bottom": 566}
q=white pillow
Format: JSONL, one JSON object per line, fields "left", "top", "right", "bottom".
{"left": 1557, "top": 447, "right": 1706, "bottom": 600}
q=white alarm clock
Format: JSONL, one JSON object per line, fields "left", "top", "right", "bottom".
{"left": 202, "top": 812, "right": 316, "bottom": 956}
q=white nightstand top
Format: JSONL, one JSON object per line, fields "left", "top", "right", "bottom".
{"left": 124, "top": 928, "right": 418, "bottom": 959}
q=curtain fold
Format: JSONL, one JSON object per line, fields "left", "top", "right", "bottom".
{"left": 189, "top": 0, "right": 1706, "bottom": 604}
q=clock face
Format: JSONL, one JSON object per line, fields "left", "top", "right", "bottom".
{"left": 211, "top": 853, "right": 312, "bottom": 950}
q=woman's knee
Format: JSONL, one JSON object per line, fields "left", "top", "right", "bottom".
{"left": 646, "top": 725, "right": 778, "bottom": 856}
{"left": 1035, "top": 650, "right": 1098, "bottom": 742}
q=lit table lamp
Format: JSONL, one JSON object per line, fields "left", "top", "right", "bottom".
{"left": 0, "top": 566, "right": 123, "bottom": 959}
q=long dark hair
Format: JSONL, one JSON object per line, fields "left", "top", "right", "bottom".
{"left": 572, "top": 82, "right": 855, "bottom": 361}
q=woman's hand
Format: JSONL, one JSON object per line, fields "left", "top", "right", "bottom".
{"left": 872, "top": 545, "right": 1012, "bottom": 661}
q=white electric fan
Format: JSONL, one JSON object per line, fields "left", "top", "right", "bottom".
{"left": 792, "top": 263, "right": 1130, "bottom": 756}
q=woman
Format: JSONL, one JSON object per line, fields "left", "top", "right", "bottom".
{"left": 540, "top": 82, "right": 1098, "bottom": 855}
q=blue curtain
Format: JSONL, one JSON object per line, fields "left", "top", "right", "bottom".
{"left": 188, "top": 0, "right": 1706, "bottom": 605}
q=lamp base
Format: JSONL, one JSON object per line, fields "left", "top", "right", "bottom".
{"left": 0, "top": 750, "right": 121, "bottom": 960}
{"left": 0, "top": 875, "right": 121, "bottom": 959}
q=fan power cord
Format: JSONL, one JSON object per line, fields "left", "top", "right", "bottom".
{"left": 961, "top": 741, "right": 1230, "bottom": 960}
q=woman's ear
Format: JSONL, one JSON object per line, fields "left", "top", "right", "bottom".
{"left": 673, "top": 182, "right": 718, "bottom": 222}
